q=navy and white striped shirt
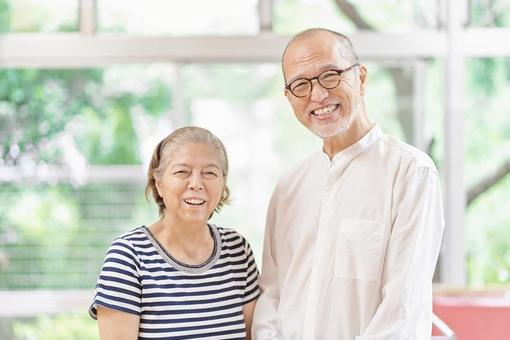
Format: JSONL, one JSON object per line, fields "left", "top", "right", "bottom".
{"left": 89, "top": 224, "right": 260, "bottom": 339}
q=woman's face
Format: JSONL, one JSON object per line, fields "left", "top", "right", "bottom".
{"left": 155, "top": 142, "right": 225, "bottom": 226}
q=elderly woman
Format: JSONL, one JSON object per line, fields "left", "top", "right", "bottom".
{"left": 89, "top": 126, "right": 259, "bottom": 339}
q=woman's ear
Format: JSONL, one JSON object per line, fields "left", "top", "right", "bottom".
{"left": 155, "top": 177, "right": 163, "bottom": 197}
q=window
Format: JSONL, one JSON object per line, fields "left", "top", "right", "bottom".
{"left": 0, "top": 0, "right": 78, "bottom": 32}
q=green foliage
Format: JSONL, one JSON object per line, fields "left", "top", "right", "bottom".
{"left": 0, "top": 0, "right": 10, "bottom": 32}
{"left": 465, "top": 57, "right": 510, "bottom": 285}
{"left": 0, "top": 0, "right": 78, "bottom": 32}
{"left": 0, "top": 182, "right": 153, "bottom": 289}
{"left": 0, "top": 69, "right": 104, "bottom": 165}
{"left": 470, "top": 0, "right": 510, "bottom": 27}
{"left": 468, "top": 58, "right": 497, "bottom": 95}
{"left": 140, "top": 80, "right": 173, "bottom": 115}
{"left": 0, "top": 67, "right": 172, "bottom": 166}
{"left": 467, "top": 175, "right": 510, "bottom": 284}
{"left": 465, "top": 59, "right": 510, "bottom": 185}
{"left": 12, "top": 313, "right": 97, "bottom": 340}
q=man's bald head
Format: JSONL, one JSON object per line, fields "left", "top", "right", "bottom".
{"left": 282, "top": 28, "right": 360, "bottom": 82}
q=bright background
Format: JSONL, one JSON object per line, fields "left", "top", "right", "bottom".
{"left": 1, "top": 0, "right": 510, "bottom": 338}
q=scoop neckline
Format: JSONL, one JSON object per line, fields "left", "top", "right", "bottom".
{"left": 142, "top": 224, "right": 222, "bottom": 274}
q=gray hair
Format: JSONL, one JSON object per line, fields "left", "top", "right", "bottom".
{"left": 145, "top": 126, "right": 230, "bottom": 218}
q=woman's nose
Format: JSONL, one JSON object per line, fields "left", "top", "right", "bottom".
{"left": 188, "top": 172, "right": 204, "bottom": 190}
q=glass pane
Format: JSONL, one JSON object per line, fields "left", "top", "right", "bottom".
{"left": 98, "top": 0, "right": 259, "bottom": 35}
{"left": 0, "top": 66, "right": 175, "bottom": 171}
{"left": 1, "top": 312, "right": 96, "bottom": 338}
{"left": 1, "top": 60, "right": 443, "bottom": 293}
{"left": 470, "top": 0, "right": 510, "bottom": 27}
{"left": 465, "top": 57, "right": 510, "bottom": 285}
{"left": 0, "top": 0, "right": 78, "bottom": 32}
{"left": 273, "top": 0, "right": 442, "bottom": 35}
{"left": 0, "top": 182, "right": 156, "bottom": 289}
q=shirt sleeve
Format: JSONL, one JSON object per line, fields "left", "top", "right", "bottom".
{"left": 89, "top": 238, "right": 142, "bottom": 319}
{"left": 242, "top": 238, "right": 261, "bottom": 304}
{"left": 252, "top": 186, "right": 282, "bottom": 339}
{"left": 356, "top": 166, "right": 445, "bottom": 340}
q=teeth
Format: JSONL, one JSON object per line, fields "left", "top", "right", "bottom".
{"left": 313, "top": 104, "right": 337, "bottom": 115}
{"left": 185, "top": 199, "right": 205, "bottom": 205}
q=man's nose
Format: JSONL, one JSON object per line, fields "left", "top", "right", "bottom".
{"left": 310, "top": 79, "right": 329, "bottom": 102}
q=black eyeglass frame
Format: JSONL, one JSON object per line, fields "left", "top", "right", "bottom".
{"left": 284, "top": 63, "right": 360, "bottom": 98}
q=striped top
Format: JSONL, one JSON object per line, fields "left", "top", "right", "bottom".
{"left": 89, "top": 224, "right": 260, "bottom": 339}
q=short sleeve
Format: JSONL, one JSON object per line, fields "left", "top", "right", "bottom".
{"left": 89, "top": 238, "right": 142, "bottom": 319}
{"left": 242, "top": 238, "right": 260, "bottom": 304}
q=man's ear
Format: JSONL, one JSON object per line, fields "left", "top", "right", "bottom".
{"left": 359, "top": 65, "right": 367, "bottom": 96}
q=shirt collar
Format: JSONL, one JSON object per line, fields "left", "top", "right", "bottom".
{"left": 321, "top": 125, "right": 383, "bottom": 165}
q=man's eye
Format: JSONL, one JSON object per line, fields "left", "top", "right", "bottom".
{"left": 321, "top": 72, "right": 338, "bottom": 79}
{"left": 291, "top": 81, "right": 309, "bottom": 91}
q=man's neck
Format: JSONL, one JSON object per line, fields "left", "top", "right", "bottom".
{"left": 322, "top": 113, "right": 373, "bottom": 160}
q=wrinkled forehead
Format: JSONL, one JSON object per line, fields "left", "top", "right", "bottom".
{"left": 166, "top": 142, "right": 220, "bottom": 161}
{"left": 283, "top": 35, "right": 352, "bottom": 80}
{"left": 163, "top": 142, "right": 227, "bottom": 174}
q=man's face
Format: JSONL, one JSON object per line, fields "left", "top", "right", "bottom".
{"left": 283, "top": 33, "right": 366, "bottom": 139}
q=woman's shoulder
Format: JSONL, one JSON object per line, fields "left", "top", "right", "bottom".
{"left": 108, "top": 226, "right": 150, "bottom": 252}
{"left": 212, "top": 224, "right": 249, "bottom": 248}
{"left": 115, "top": 225, "right": 147, "bottom": 240}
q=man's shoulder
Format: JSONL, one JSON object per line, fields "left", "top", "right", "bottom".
{"left": 278, "top": 151, "right": 324, "bottom": 182}
{"left": 379, "top": 134, "right": 437, "bottom": 173}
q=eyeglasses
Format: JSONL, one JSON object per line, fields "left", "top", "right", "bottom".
{"left": 285, "top": 63, "right": 359, "bottom": 98}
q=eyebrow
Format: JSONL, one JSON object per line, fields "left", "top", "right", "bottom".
{"left": 171, "top": 163, "right": 221, "bottom": 169}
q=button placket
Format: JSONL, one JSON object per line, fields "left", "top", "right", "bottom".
{"left": 302, "top": 166, "right": 336, "bottom": 340}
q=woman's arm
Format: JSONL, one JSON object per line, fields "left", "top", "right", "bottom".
{"left": 243, "top": 300, "right": 257, "bottom": 340}
{"left": 97, "top": 305, "right": 140, "bottom": 340}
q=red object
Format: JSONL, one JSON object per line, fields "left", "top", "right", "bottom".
{"left": 433, "top": 292, "right": 510, "bottom": 340}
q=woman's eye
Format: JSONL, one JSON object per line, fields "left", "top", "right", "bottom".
{"left": 173, "top": 170, "right": 188, "bottom": 175}
{"left": 204, "top": 171, "right": 218, "bottom": 177}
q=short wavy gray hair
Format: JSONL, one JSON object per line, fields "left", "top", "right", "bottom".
{"left": 145, "top": 126, "right": 230, "bottom": 218}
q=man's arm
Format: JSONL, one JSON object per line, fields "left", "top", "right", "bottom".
{"left": 252, "top": 187, "right": 281, "bottom": 339}
{"left": 357, "top": 166, "right": 445, "bottom": 340}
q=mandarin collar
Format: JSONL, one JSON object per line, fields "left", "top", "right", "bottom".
{"left": 319, "top": 125, "right": 383, "bottom": 165}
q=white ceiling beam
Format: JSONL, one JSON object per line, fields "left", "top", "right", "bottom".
{"left": 0, "top": 165, "right": 145, "bottom": 183}
{"left": 4, "top": 28, "right": 508, "bottom": 68}
{"left": 0, "top": 31, "right": 447, "bottom": 67}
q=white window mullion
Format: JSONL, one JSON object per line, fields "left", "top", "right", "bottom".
{"left": 441, "top": 0, "right": 467, "bottom": 286}
{"left": 79, "top": 0, "right": 97, "bottom": 35}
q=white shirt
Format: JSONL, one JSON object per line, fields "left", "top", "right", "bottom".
{"left": 252, "top": 126, "right": 445, "bottom": 340}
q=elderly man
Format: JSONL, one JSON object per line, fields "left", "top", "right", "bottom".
{"left": 252, "top": 28, "right": 445, "bottom": 340}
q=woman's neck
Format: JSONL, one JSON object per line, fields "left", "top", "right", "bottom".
{"left": 150, "top": 217, "right": 214, "bottom": 266}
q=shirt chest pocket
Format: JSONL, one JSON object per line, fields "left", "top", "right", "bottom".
{"left": 334, "top": 218, "right": 384, "bottom": 282}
